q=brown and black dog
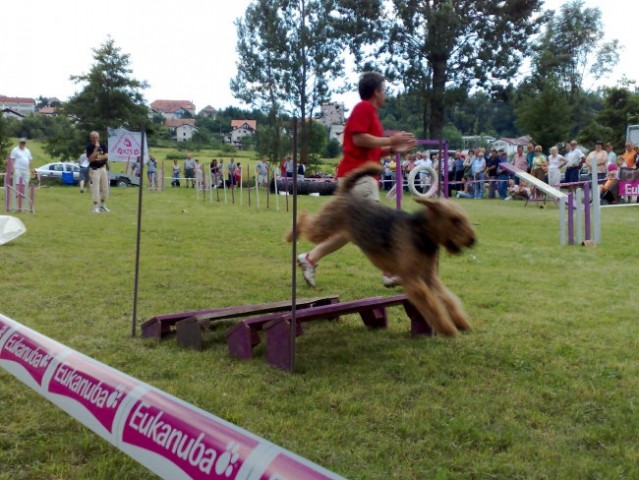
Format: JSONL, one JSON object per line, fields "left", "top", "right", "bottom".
{"left": 287, "top": 162, "right": 476, "bottom": 335}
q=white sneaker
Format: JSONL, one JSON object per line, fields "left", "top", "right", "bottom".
{"left": 505, "top": 196, "right": 512, "bottom": 201}
{"left": 382, "top": 274, "right": 401, "bottom": 288}
{"left": 100, "top": 205, "right": 111, "bottom": 212}
{"left": 297, "top": 253, "right": 316, "bottom": 287}
{"left": 92, "top": 207, "right": 100, "bottom": 213}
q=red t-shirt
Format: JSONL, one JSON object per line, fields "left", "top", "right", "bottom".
{"left": 336, "top": 100, "right": 383, "bottom": 178}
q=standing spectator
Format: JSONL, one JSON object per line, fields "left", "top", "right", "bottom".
{"left": 297, "top": 160, "right": 306, "bottom": 179}
{"left": 86, "top": 131, "right": 109, "bottom": 213}
{"left": 485, "top": 149, "right": 499, "bottom": 199}
{"left": 255, "top": 158, "right": 268, "bottom": 187}
{"left": 382, "top": 156, "right": 393, "bottom": 191}
{"left": 235, "top": 162, "right": 243, "bottom": 187}
{"left": 525, "top": 142, "right": 535, "bottom": 173}
{"left": 606, "top": 143, "right": 616, "bottom": 169}
{"left": 621, "top": 141, "right": 636, "bottom": 169}
{"left": 564, "top": 140, "right": 584, "bottom": 193}
{"left": 585, "top": 140, "right": 608, "bottom": 181}
{"left": 171, "top": 159, "right": 180, "bottom": 187}
{"left": 471, "top": 149, "right": 486, "bottom": 199}
{"left": 227, "top": 158, "right": 237, "bottom": 188}
{"left": 219, "top": 159, "right": 225, "bottom": 186}
{"left": 78, "top": 153, "right": 90, "bottom": 193}
{"left": 147, "top": 155, "right": 157, "bottom": 190}
{"left": 210, "top": 159, "right": 220, "bottom": 188}
{"left": 530, "top": 145, "right": 548, "bottom": 199}
{"left": 285, "top": 155, "right": 294, "bottom": 177}
{"left": 453, "top": 150, "right": 465, "bottom": 194}
{"left": 511, "top": 145, "right": 528, "bottom": 184}
{"left": 10, "top": 138, "right": 33, "bottom": 192}
{"left": 546, "top": 146, "right": 567, "bottom": 188}
{"left": 184, "top": 154, "right": 195, "bottom": 188}
{"left": 495, "top": 150, "right": 510, "bottom": 199}
{"left": 130, "top": 157, "right": 140, "bottom": 177}
{"left": 194, "top": 159, "right": 204, "bottom": 190}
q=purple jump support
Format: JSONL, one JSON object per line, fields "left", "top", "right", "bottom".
{"left": 141, "top": 296, "right": 339, "bottom": 340}
{"left": 228, "top": 295, "right": 432, "bottom": 372}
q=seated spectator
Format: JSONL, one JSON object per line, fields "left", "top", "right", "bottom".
{"left": 455, "top": 179, "right": 474, "bottom": 199}
{"left": 505, "top": 179, "right": 531, "bottom": 201}
{"left": 600, "top": 163, "right": 619, "bottom": 204}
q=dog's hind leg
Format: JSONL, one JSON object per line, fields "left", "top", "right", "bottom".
{"left": 403, "top": 279, "right": 458, "bottom": 336}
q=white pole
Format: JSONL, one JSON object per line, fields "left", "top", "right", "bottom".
{"left": 274, "top": 173, "right": 280, "bottom": 211}
{"left": 576, "top": 188, "right": 584, "bottom": 245}
{"left": 256, "top": 165, "right": 261, "bottom": 209}
{"left": 592, "top": 171, "right": 601, "bottom": 243}
{"left": 239, "top": 166, "right": 243, "bottom": 206}
{"left": 559, "top": 196, "right": 566, "bottom": 246}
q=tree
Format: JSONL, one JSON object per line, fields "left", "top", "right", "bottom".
{"left": 515, "top": 76, "right": 572, "bottom": 150}
{"left": 525, "top": 0, "right": 620, "bottom": 137}
{"left": 382, "top": 0, "right": 545, "bottom": 141}
{"left": 0, "top": 115, "right": 12, "bottom": 171}
{"left": 232, "top": 0, "right": 377, "bottom": 162}
{"left": 63, "top": 37, "right": 149, "bottom": 135}
{"left": 594, "top": 86, "right": 639, "bottom": 148}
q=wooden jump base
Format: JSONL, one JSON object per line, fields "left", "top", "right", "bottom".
{"left": 140, "top": 296, "right": 339, "bottom": 343}
{"left": 225, "top": 294, "right": 432, "bottom": 371}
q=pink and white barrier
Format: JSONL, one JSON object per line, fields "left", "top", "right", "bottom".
{"left": 0, "top": 313, "right": 346, "bottom": 480}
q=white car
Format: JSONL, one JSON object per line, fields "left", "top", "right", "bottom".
{"left": 35, "top": 162, "right": 80, "bottom": 180}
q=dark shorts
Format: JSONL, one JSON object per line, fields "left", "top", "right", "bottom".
{"left": 185, "top": 168, "right": 195, "bottom": 179}
{"left": 565, "top": 167, "right": 579, "bottom": 184}
{"left": 79, "top": 166, "right": 90, "bottom": 182}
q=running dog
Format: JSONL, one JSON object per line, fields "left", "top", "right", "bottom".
{"left": 287, "top": 162, "right": 476, "bottom": 335}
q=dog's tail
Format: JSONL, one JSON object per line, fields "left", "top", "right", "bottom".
{"left": 285, "top": 210, "right": 309, "bottom": 243}
{"left": 337, "top": 162, "right": 384, "bottom": 194}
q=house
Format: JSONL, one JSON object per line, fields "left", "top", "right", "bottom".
{"left": 228, "top": 119, "right": 257, "bottom": 146}
{"left": 150, "top": 100, "right": 196, "bottom": 120}
{"left": 199, "top": 105, "right": 217, "bottom": 118}
{"left": 1, "top": 108, "right": 25, "bottom": 120}
{"left": 165, "top": 118, "right": 197, "bottom": 142}
{"left": 316, "top": 103, "right": 345, "bottom": 127}
{"left": 329, "top": 124, "right": 345, "bottom": 144}
{"left": 491, "top": 136, "right": 531, "bottom": 157}
{"left": 37, "top": 106, "right": 57, "bottom": 116}
{"left": 0, "top": 96, "right": 36, "bottom": 116}
{"left": 462, "top": 135, "right": 496, "bottom": 151}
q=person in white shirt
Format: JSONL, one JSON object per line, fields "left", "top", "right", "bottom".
{"left": 78, "top": 153, "right": 90, "bottom": 193}
{"left": 10, "top": 138, "right": 33, "bottom": 191}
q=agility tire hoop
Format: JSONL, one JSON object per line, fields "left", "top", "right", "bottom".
{"left": 408, "top": 165, "right": 438, "bottom": 198}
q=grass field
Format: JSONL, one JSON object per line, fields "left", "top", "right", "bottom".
{"left": 1, "top": 177, "right": 638, "bottom": 479}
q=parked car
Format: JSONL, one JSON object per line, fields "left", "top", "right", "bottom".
{"left": 35, "top": 162, "right": 80, "bottom": 180}
{"left": 109, "top": 172, "right": 140, "bottom": 187}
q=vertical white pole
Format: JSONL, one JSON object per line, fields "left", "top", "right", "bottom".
{"left": 576, "top": 188, "right": 584, "bottom": 245}
{"left": 559, "top": 196, "right": 566, "bottom": 246}
{"left": 592, "top": 172, "right": 601, "bottom": 244}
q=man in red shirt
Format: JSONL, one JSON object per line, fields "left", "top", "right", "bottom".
{"left": 297, "top": 72, "right": 416, "bottom": 287}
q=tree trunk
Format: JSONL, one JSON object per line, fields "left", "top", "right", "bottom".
{"left": 429, "top": 57, "right": 446, "bottom": 140}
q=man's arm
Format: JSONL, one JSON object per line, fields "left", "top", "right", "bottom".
{"left": 352, "top": 131, "right": 416, "bottom": 154}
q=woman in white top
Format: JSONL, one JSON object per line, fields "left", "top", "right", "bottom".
{"left": 547, "top": 146, "right": 567, "bottom": 187}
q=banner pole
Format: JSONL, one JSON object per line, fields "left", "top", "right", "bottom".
{"left": 131, "top": 125, "right": 146, "bottom": 337}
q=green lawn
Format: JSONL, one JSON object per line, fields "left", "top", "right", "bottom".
{"left": 0, "top": 180, "right": 638, "bottom": 479}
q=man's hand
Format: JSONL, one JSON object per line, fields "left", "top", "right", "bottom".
{"left": 390, "top": 131, "right": 416, "bottom": 153}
